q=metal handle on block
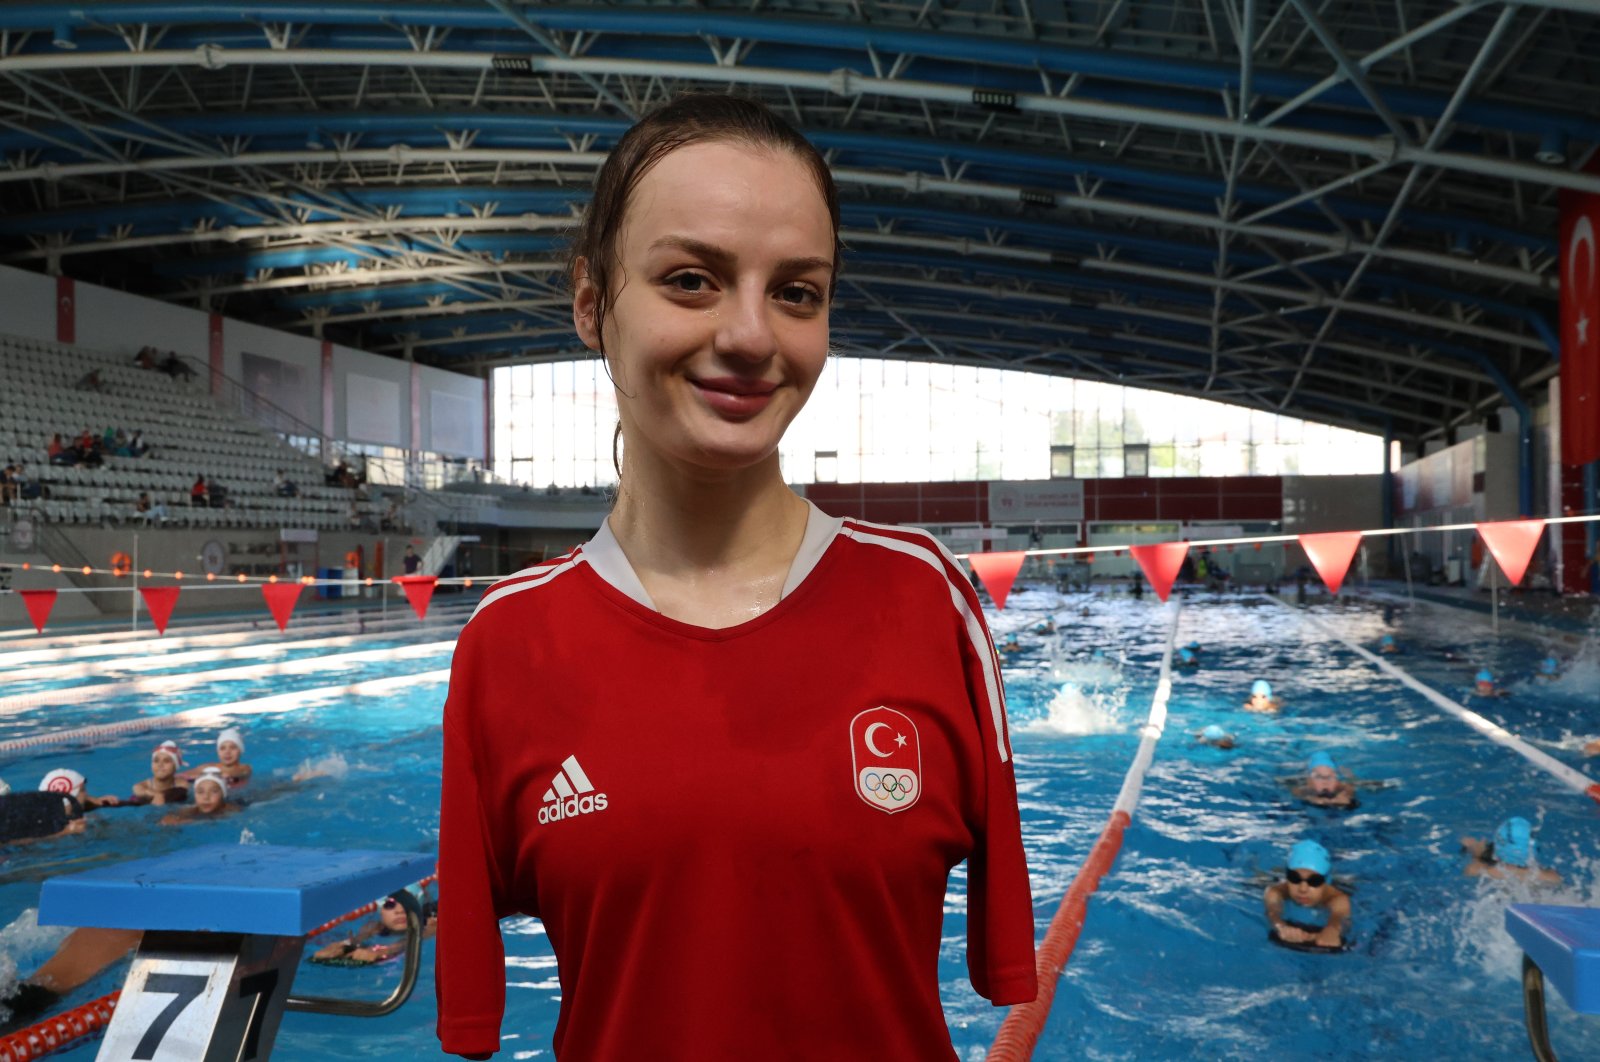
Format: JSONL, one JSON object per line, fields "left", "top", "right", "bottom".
{"left": 284, "top": 890, "right": 423, "bottom": 1018}
{"left": 1522, "top": 954, "right": 1559, "bottom": 1062}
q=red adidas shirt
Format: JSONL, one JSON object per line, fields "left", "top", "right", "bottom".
{"left": 437, "top": 503, "right": 1037, "bottom": 1059}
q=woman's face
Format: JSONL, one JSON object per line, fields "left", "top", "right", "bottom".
{"left": 380, "top": 899, "right": 410, "bottom": 933}
{"left": 218, "top": 741, "right": 241, "bottom": 767}
{"left": 574, "top": 140, "right": 834, "bottom": 476}
{"left": 194, "top": 782, "right": 225, "bottom": 813}
{"left": 152, "top": 753, "right": 177, "bottom": 782}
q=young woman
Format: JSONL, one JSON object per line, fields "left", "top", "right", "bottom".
{"left": 178, "top": 728, "right": 252, "bottom": 789}
{"left": 159, "top": 769, "right": 236, "bottom": 826}
{"left": 130, "top": 740, "right": 188, "bottom": 806}
{"left": 437, "top": 94, "right": 1036, "bottom": 1061}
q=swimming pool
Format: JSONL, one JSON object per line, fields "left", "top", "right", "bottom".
{"left": 2, "top": 589, "right": 1598, "bottom": 1060}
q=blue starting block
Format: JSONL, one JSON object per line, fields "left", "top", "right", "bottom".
{"left": 1506, "top": 904, "right": 1600, "bottom": 1061}
{"left": 39, "top": 844, "right": 434, "bottom": 1062}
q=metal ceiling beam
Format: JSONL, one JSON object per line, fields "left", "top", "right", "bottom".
{"left": 4, "top": 48, "right": 1599, "bottom": 195}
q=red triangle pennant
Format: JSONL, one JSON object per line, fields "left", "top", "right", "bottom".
{"left": 393, "top": 575, "right": 439, "bottom": 620}
{"left": 261, "top": 582, "right": 303, "bottom": 632}
{"left": 969, "top": 551, "right": 1026, "bottom": 610}
{"left": 1476, "top": 519, "right": 1546, "bottom": 586}
{"left": 139, "top": 586, "right": 181, "bottom": 635}
{"left": 1298, "top": 531, "right": 1364, "bottom": 595}
{"left": 1129, "top": 542, "right": 1189, "bottom": 602}
{"left": 20, "top": 589, "right": 57, "bottom": 633}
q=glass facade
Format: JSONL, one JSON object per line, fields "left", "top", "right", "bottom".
{"left": 492, "top": 358, "right": 1382, "bottom": 488}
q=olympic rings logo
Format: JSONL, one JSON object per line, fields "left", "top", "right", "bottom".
{"left": 861, "top": 770, "right": 916, "bottom": 802}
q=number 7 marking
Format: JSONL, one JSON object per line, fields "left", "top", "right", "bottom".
{"left": 132, "top": 972, "right": 209, "bottom": 1060}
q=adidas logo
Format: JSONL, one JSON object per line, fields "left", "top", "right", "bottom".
{"left": 537, "top": 755, "right": 609, "bottom": 825}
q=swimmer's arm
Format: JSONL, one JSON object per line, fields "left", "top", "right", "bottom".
{"left": 1459, "top": 836, "right": 1488, "bottom": 859}
{"left": 1316, "top": 893, "right": 1351, "bottom": 946}
{"left": 1262, "top": 884, "right": 1290, "bottom": 932}
{"left": 1585, "top": 740, "right": 1600, "bottom": 758}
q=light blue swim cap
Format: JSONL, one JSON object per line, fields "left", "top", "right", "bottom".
{"left": 1287, "top": 840, "right": 1332, "bottom": 877}
{"left": 1494, "top": 817, "right": 1535, "bottom": 867}
{"left": 1541, "top": 656, "right": 1559, "bottom": 675}
{"left": 1306, "top": 751, "right": 1338, "bottom": 773}
{"left": 1475, "top": 669, "right": 1494, "bottom": 684}
{"left": 1178, "top": 648, "right": 1196, "bottom": 663}
{"left": 1186, "top": 641, "right": 1201, "bottom": 651}
{"left": 1201, "top": 725, "right": 1227, "bottom": 740}
{"left": 1380, "top": 634, "right": 1395, "bottom": 646}
{"left": 1251, "top": 679, "right": 1272, "bottom": 698}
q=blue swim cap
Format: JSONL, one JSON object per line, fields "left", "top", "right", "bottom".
{"left": 1494, "top": 817, "right": 1534, "bottom": 868}
{"left": 1306, "top": 751, "right": 1338, "bottom": 773}
{"left": 1186, "top": 641, "right": 1201, "bottom": 651}
{"left": 1541, "top": 656, "right": 1559, "bottom": 675}
{"left": 1178, "top": 648, "right": 1196, "bottom": 663}
{"left": 1201, "top": 725, "right": 1227, "bottom": 740}
{"left": 1475, "top": 669, "right": 1494, "bottom": 684}
{"left": 1287, "top": 840, "right": 1332, "bottom": 877}
{"left": 1251, "top": 679, "right": 1272, "bottom": 698}
{"left": 1380, "top": 634, "right": 1395, "bottom": 646}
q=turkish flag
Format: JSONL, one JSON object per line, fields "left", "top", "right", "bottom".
{"left": 1559, "top": 179, "right": 1600, "bottom": 465}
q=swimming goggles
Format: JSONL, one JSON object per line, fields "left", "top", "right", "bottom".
{"left": 1285, "top": 870, "right": 1326, "bottom": 887}
{"left": 381, "top": 897, "right": 402, "bottom": 911}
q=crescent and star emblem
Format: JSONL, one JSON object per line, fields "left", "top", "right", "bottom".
{"left": 863, "top": 721, "right": 908, "bottom": 757}
{"left": 1570, "top": 215, "right": 1595, "bottom": 347}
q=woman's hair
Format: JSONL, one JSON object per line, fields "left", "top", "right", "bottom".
{"left": 566, "top": 93, "right": 842, "bottom": 479}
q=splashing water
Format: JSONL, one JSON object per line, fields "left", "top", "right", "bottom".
{"left": 0, "top": 908, "right": 72, "bottom": 1021}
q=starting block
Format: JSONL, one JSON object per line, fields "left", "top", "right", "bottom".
{"left": 39, "top": 844, "right": 435, "bottom": 1062}
{"left": 1505, "top": 904, "right": 1600, "bottom": 1061}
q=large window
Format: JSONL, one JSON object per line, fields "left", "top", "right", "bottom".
{"left": 492, "top": 359, "right": 1382, "bottom": 487}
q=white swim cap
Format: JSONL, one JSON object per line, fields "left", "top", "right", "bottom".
{"left": 216, "top": 727, "right": 245, "bottom": 758}
{"left": 192, "top": 768, "right": 228, "bottom": 798}
{"left": 39, "top": 768, "right": 85, "bottom": 795}
{"left": 152, "top": 740, "right": 184, "bottom": 768}
{"left": 0, "top": 777, "right": 10, "bottom": 796}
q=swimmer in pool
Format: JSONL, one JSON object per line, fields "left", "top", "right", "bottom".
{"left": 0, "top": 779, "right": 87, "bottom": 846}
{"left": 130, "top": 740, "right": 188, "bottom": 806}
{"left": 0, "top": 926, "right": 143, "bottom": 1034}
{"left": 1243, "top": 679, "right": 1281, "bottom": 713}
{"left": 1000, "top": 632, "right": 1024, "bottom": 655}
{"left": 159, "top": 768, "right": 237, "bottom": 826}
{"left": 311, "top": 890, "right": 438, "bottom": 965}
{"left": 1263, "top": 840, "right": 1350, "bottom": 949}
{"left": 1196, "top": 724, "right": 1235, "bottom": 749}
{"left": 1292, "top": 752, "right": 1356, "bottom": 808}
{"left": 1175, "top": 647, "right": 1199, "bottom": 670}
{"left": 1535, "top": 656, "right": 1560, "bottom": 682}
{"left": 1462, "top": 817, "right": 1561, "bottom": 884}
{"left": 178, "top": 727, "right": 252, "bottom": 789}
{"left": 1032, "top": 618, "right": 1056, "bottom": 635}
{"left": 38, "top": 769, "right": 119, "bottom": 811}
{"left": 1185, "top": 640, "right": 1202, "bottom": 655}
{"left": 1378, "top": 633, "right": 1399, "bottom": 655}
{"left": 1472, "top": 669, "right": 1510, "bottom": 698}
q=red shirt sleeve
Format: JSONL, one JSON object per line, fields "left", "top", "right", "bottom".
{"left": 953, "top": 577, "right": 1039, "bottom": 1006}
{"left": 436, "top": 629, "right": 511, "bottom": 1057}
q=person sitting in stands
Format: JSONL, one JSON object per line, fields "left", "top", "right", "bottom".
{"left": 274, "top": 470, "right": 299, "bottom": 497}
{"left": 1292, "top": 751, "right": 1357, "bottom": 808}
{"left": 47, "top": 433, "right": 74, "bottom": 466}
{"left": 10, "top": 463, "right": 38, "bottom": 502}
{"left": 73, "top": 369, "right": 104, "bottom": 393}
{"left": 160, "top": 769, "right": 236, "bottom": 826}
{"left": 1243, "top": 678, "right": 1281, "bottom": 713}
{"left": 311, "top": 889, "right": 438, "bottom": 966}
{"left": 101, "top": 426, "right": 117, "bottom": 454}
{"left": 178, "top": 728, "right": 252, "bottom": 790}
{"left": 130, "top": 741, "right": 188, "bottom": 806}
{"left": 39, "top": 768, "right": 119, "bottom": 811}
{"left": 1263, "top": 840, "right": 1350, "bottom": 950}
{"left": 159, "top": 352, "right": 194, "bottom": 381}
{"left": 135, "top": 491, "right": 167, "bottom": 525}
{"left": 190, "top": 474, "right": 208, "bottom": 507}
{"left": 1462, "top": 817, "right": 1560, "bottom": 884}
{"left": 134, "top": 347, "right": 158, "bottom": 370}
{"left": 0, "top": 465, "right": 15, "bottom": 507}
{"left": 126, "top": 429, "right": 148, "bottom": 457}
{"left": 208, "top": 480, "right": 230, "bottom": 509}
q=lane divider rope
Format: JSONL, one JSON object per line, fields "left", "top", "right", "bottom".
{"left": 1262, "top": 594, "right": 1600, "bottom": 803}
{"left": 987, "top": 598, "right": 1181, "bottom": 1061}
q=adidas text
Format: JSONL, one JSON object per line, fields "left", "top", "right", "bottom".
{"left": 539, "top": 792, "right": 608, "bottom": 824}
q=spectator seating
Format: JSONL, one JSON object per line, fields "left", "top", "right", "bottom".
{"left": 0, "top": 333, "right": 379, "bottom": 531}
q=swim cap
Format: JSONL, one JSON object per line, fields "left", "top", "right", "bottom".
{"left": 152, "top": 740, "right": 184, "bottom": 768}
{"left": 217, "top": 727, "right": 245, "bottom": 757}
{"left": 1201, "top": 725, "right": 1227, "bottom": 740}
{"left": 191, "top": 768, "right": 228, "bottom": 798}
{"left": 1287, "top": 840, "right": 1332, "bottom": 877}
{"left": 1307, "top": 751, "right": 1338, "bottom": 773}
{"left": 39, "top": 768, "right": 85, "bottom": 795}
{"left": 1178, "top": 648, "right": 1196, "bottom": 663}
{"left": 1475, "top": 669, "right": 1494, "bottom": 684}
{"left": 1251, "top": 679, "right": 1272, "bottom": 698}
{"left": 1380, "top": 634, "right": 1395, "bottom": 646}
{"left": 0, "top": 777, "right": 9, "bottom": 796}
{"left": 1540, "top": 657, "right": 1559, "bottom": 675}
{"left": 1186, "top": 641, "right": 1201, "bottom": 651}
{"left": 1494, "top": 817, "right": 1534, "bottom": 868}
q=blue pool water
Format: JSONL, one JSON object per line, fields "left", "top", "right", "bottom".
{"left": 3, "top": 589, "right": 1599, "bottom": 1060}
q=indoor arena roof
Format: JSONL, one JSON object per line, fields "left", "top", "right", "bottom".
{"left": 1, "top": 1, "right": 1596, "bottom": 444}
